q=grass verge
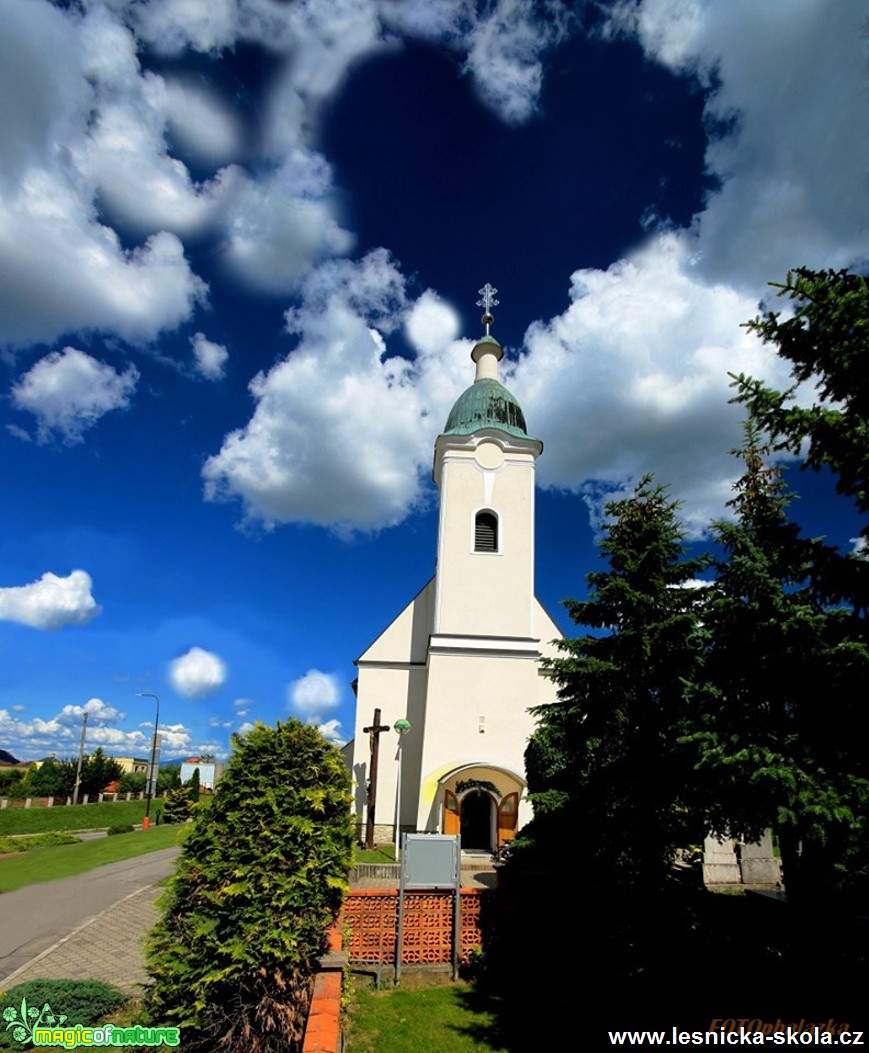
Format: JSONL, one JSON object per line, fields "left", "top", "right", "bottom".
{"left": 0, "top": 824, "right": 186, "bottom": 893}
{"left": 0, "top": 800, "right": 162, "bottom": 836}
{"left": 346, "top": 981, "right": 504, "bottom": 1053}
{"left": 354, "top": 844, "right": 399, "bottom": 865}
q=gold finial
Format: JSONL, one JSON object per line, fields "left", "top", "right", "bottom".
{"left": 476, "top": 283, "right": 499, "bottom": 336}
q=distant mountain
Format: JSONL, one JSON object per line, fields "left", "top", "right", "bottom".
{"left": 0, "top": 748, "right": 21, "bottom": 766}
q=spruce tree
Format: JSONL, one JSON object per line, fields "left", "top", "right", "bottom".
{"left": 145, "top": 719, "right": 353, "bottom": 1052}
{"left": 734, "top": 266, "right": 869, "bottom": 616}
{"left": 684, "top": 423, "right": 869, "bottom": 903}
{"left": 526, "top": 476, "right": 707, "bottom": 895}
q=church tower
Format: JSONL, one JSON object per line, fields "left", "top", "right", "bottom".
{"left": 349, "top": 287, "right": 561, "bottom": 851}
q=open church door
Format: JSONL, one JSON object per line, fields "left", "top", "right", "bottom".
{"left": 443, "top": 789, "right": 460, "bottom": 836}
{"left": 497, "top": 792, "right": 518, "bottom": 847}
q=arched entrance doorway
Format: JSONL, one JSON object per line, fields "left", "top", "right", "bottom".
{"left": 440, "top": 767, "right": 524, "bottom": 852}
{"left": 460, "top": 790, "right": 493, "bottom": 851}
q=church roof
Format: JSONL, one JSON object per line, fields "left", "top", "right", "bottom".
{"left": 442, "top": 334, "right": 531, "bottom": 439}
{"left": 443, "top": 377, "right": 529, "bottom": 438}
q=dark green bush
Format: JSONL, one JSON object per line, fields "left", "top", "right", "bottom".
{"left": 144, "top": 719, "right": 353, "bottom": 1053}
{"left": 0, "top": 979, "right": 126, "bottom": 1050}
{"left": 106, "top": 824, "right": 134, "bottom": 836}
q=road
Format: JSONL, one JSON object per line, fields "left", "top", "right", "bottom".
{"left": 0, "top": 846, "right": 180, "bottom": 991}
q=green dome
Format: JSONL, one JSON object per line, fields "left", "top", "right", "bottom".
{"left": 443, "top": 378, "right": 529, "bottom": 438}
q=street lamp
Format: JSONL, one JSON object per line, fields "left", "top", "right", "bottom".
{"left": 393, "top": 718, "right": 411, "bottom": 862}
{"left": 136, "top": 692, "right": 160, "bottom": 830}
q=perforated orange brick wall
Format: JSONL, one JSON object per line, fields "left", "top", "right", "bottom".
{"left": 342, "top": 889, "right": 490, "bottom": 965}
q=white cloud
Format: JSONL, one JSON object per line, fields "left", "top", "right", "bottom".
{"left": 169, "top": 646, "right": 227, "bottom": 698}
{"left": 0, "top": 702, "right": 197, "bottom": 761}
{"left": 203, "top": 251, "right": 449, "bottom": 532}
{"left": 0, "top": 0, "right": 571, "bottom": 347}
{"left": 513, "top": 232, "right": 794, "bottom": 536}
{"left": 608, "top": 0, "right": 869, "bottom": 289}
{"left": 130, "top": 0, "right": 567, "bottom": 129}
{"left": 57, "top": 698, "right": 125, "bottom": 725}
{"left": 191, "top": 332, "right": 229, "bottom": 380}
{"left": 405, "top": 290, "right": 460, "bottom": 356}
{"left": 131, "top": 0, "right": 243, "bottom": 55}
{"left": 12, "top": 348, "right": 138, "bottom": 444}
{"left": 158, "top": 723, "right": 197, "bottom": 753}
{"left": 0, "top": 0, "right": 91, "bottom": 193}
{"left": 163, "top": 76, "right": 244, "bottom": 165}
{"left": 80, "top": 93, "right": 236, "bottom": 239}
{"left": 221, "top": 153, "right": 353, "bottom": 293}
{"left": 0, "top": 188, "right": 207, "bottom": 348}
{"left": 0, "top": 570, "right": 101, "bottom": 630}
{"left": 0, "top": 3, "right": 208, "bottom": 348}
{"left": 463, "top": 0, "right": 570, "bottom": 123}
{"left": 236, "top": 721, "right": 256, "bottom": 736}
{"left": 289, "top": 669, "right": 340, "bottom": 720}
{"left": 316, "top": 718, "right": 346, "bottom": 747}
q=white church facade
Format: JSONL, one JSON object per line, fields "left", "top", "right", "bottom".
{"left": 347, "top": 296, "right": 562, "bottom": 852}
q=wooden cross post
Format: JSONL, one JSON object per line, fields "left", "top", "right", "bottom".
{"left": 363, "top": 707, "right": 392, "bottom": 850}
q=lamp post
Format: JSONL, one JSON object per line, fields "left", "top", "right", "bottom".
{"left": 393, "top": 719, "right": 410, "bottom": 862}
{"left": 136, "top": 692, "right": 160, "bottom": 830}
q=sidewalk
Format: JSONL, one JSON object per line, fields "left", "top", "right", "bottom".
{"left": 0, "top": 884, "right": 163, "bottom": 998}
{"left": 0, "top": 848, "right": 179, "bottom": 998}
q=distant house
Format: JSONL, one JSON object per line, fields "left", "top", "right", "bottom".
{"left": 181, "top": 757, "right": 225, "bottom": 791}
{"left": 114, "top": 756, "right": 150, "bottom": 775}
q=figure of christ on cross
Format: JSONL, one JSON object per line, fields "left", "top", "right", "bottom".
{"left": 363, "top": 707, "right": 392, "bottom": 850}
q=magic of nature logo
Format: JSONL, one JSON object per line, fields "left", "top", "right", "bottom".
{"left": 3, "top": 996, "right": 179, "bottom": 1048}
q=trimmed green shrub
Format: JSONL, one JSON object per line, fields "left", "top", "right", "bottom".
{"left": 106, "top": 824, "right": 134, "bottom": 836}
{"left": 144, "top": 719, "right": 353, "bottom": 1052}
{"left": 0, "top": 979, "right": 126, "bottom": 1051}
{"left": 0, "top": 833, "right": 80, "bottom": 854}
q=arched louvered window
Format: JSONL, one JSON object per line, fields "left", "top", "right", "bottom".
{"left": 474, "top": 511, "right": 498, "bottom": 553}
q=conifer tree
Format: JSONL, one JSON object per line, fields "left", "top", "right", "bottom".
{"left": 684, "top": 424, "right": 869, "bottom": 903}
{"left": 160, "top": 785, "right": 194, "bottom": 824}
{"left": 186, "top": 765, "right": 201, "bottom": 802}
{"left": 145, "top": 719, "right": 353, "bottom": 1052}
{"left": 525, "top": 476, "right": 707, "bottom": 895}
{"left": 735, "top": 266, "right": 869, "bottom": 592}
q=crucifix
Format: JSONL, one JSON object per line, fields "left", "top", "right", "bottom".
{"left": 363, "top": 707, "right": 392, "bottom": 850}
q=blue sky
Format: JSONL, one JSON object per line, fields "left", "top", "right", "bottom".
{"left": 1, "top": 0, "right": 866, "bottom": 763}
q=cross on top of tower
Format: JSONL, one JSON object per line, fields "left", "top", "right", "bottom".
{"left": 476, "top": 283, "right": 499, "bottom": 336}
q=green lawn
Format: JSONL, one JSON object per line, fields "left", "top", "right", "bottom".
{"left": 0, "top": 823, "right": 186, "bottom": 892}
{"left": 0, "top": 799, "right": 162, "bottom": 835}
{"left": 354, "top": 843, "right": 399, "bottom": 865}
{"left": 347, "top": 982, "right": 506, "bottom": 1053}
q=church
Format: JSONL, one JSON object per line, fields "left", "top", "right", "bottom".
{"left": 347, "top": 288, "right": 562, "bottom": 852}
